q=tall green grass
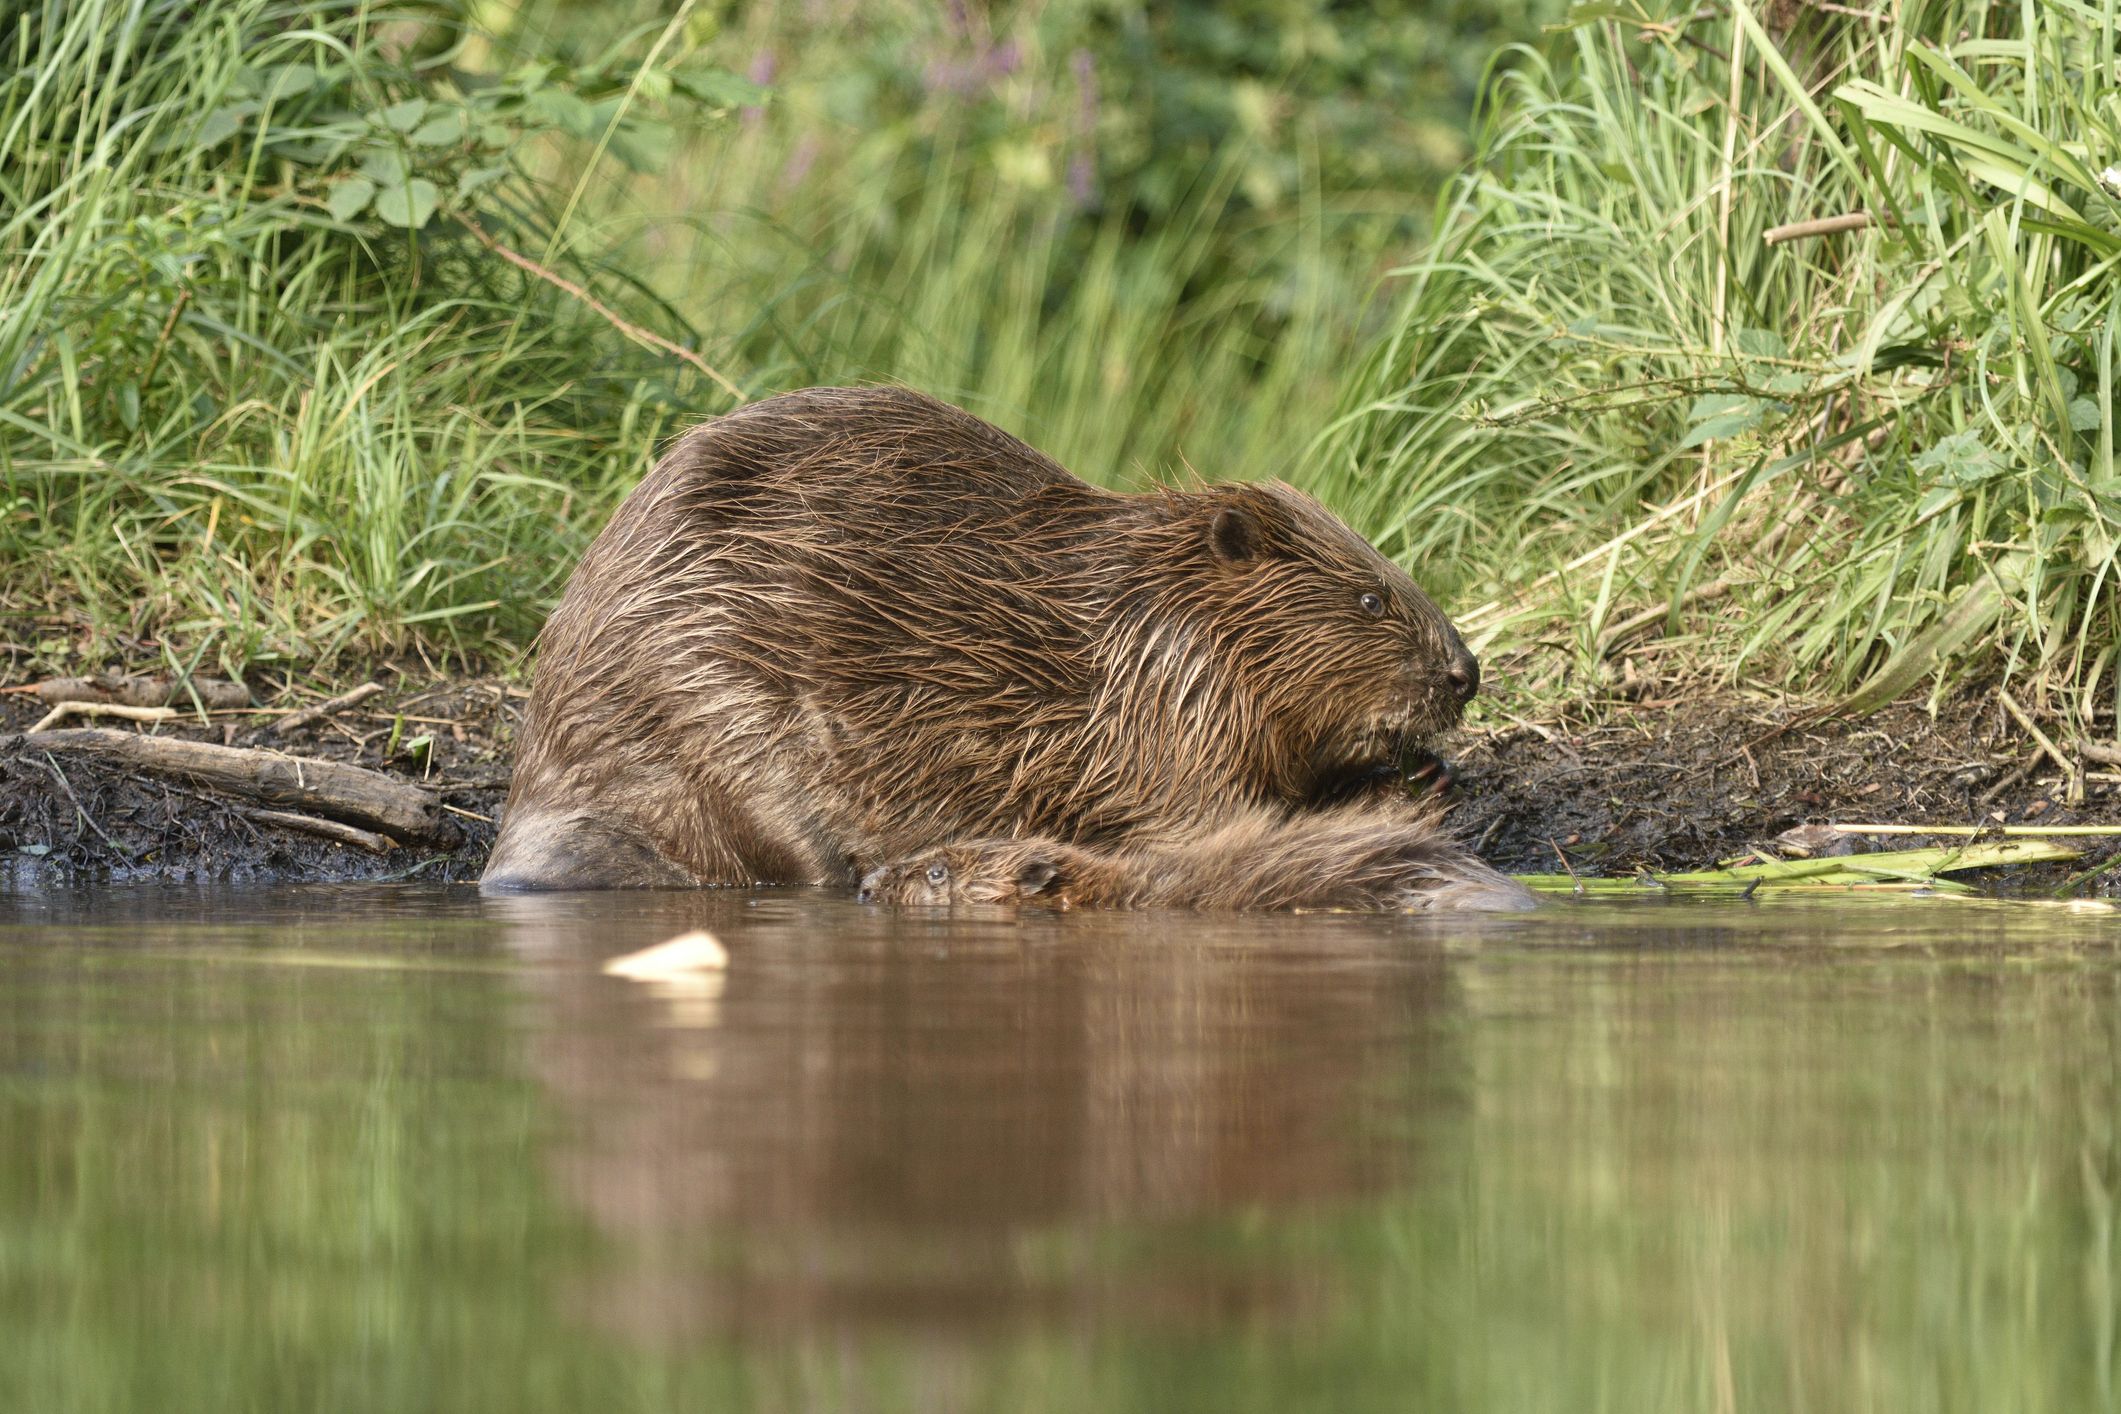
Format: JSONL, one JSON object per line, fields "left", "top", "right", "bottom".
{"left": 1315, "top": 0, "right": 2121, "bottom": 723}
{"left": 0, "top": 0, "right": 1407, "bottom": 674}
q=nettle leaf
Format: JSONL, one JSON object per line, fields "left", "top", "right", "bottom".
{"left": 670, "top": 67, "right": 768, "bottom": 110}
{"left": 358, "top": 144, "right": 414, "bottom": 182}
{"left": 326, "top": 175, "right": 376, "bottom": 222}
{"left": 373, "top": 177, "right": 440, "bottom": 229}
{"left": 1734, "top": 327, "right": 1788, "bottom": 359}
{"left": 378, "top": 98, "right": 429, "bottom": 133}
{"left": 1686, "top": 393, "right": 1754, "bottom": 420}
{"left": 606, "top": 116, "right": 673, "bottom": 172}
{"left": 257, "top": 64, "right": 317, "bottom": 100}
{"left": 1680, "top": 392, "right": 1769, "bottom": 447}
{"left": 1912, "top": 430, "right": 2010, "bottom": 486}
{"left": 2069, "top": 397, "right": 2104, "bottom": 432}
{"left": 187, "top": 107, "right": 243, "bottom": 152}
{"left": 454, "top": 165, "right": 507, "bottom": 199}
{"left": 634, "top": 67, "right": 673, "bottom": 103}
{"left": 524, "top": 88, "right": 596, "bottom": 137}
{"left": 1680, "top": 412, "right": 1761, "bottom": 448}
{"left": 1764, "top": 371, "right": 1810, "bottom": 397}
{"left": 410, "top": 109, "right": 467, "bottom": 147}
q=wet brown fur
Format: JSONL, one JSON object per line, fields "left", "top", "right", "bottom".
{"left": 857, "top": 804, "right": 1538, "bottom": 913}
{"left": 484, "top": 386, "right": 1482, "bottom": 891}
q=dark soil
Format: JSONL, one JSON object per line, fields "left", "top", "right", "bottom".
{"left": 2, "top": 674, "right": 518, "bottom": 887}
{"left": 7, "top": 665, "right": 2119, "bottom": 892}
{"left": 1451, "top": 694, "right": 2121, "bottom": 890}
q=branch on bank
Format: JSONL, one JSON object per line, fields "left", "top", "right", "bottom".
{"left": 17, "top": 728, "right": 456, "bottom": 846}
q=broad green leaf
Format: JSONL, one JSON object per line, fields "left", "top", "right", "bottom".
{"left": 1686, "top": 393, "right": 1755, "bottom": 421}
{"left": 1680, "top": 411, "right": 1762, "bottom": 448}
{"left": 326, "top": 175, "right": 376, "bottom": 221}
{"left": 669, "top": 68, "right": 768, "bottom": 109}
{"left": 409, "top": 109, "right": 467, "bottom": 146}
{"left": 454, "top": 165, "right": 507, "bottom": 199}
{"left": 373, "top": 177, "right": 439, "bottom": 229}
{"left": 1913, "top": 430, "right": 2009, "bottom": 485}
{"left": 189, "top": 107, "right": 241, "bottom": 151}
{"left": 1734, "top": 327, "right": 1787, "bottom": 359}
{"left": 378, "top": 98, "right": 428, "bottom": 133}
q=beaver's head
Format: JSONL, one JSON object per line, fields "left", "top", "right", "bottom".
{"left": 1143, "top": 482, "right": 1479, "bottom": 805}
{"left": 857, "top": 841, "right": 1062, "bottom": 907}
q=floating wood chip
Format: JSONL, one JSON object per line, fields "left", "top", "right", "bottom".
{"left": 602, "top": 931, "right": 730, "bottom": 980}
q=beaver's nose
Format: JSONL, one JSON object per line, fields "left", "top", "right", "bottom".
{"left": 1446, "top": 648, "right": 1480, "bottom": 702}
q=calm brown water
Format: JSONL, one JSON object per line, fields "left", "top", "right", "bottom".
{"left": 1, "top": 886, "right": 2117, "bottom": 1412}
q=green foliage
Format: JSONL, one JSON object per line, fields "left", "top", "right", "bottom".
{"left": 5, "top": 0, "right": 1514, "bottom": 669}
{"left": 1316, "top": 0, "right": 2121, "bottom": 719}
{"left": 0, "top": 0, "right": 749, "bottom": 669}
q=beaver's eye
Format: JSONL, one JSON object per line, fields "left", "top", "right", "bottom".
{"left": 1359, "top": 592, "right": 1385, "bottom": 618}
{"left": 925, "top": 862, "right": 950, "bottom": 886}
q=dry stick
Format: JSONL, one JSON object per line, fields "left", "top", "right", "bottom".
{"left": 1596, "top": 575, "right": 1736, "bottom": 653}
{"left": 453, "top": 214, "right": 744, "bottom": 402}
{"left": 1977, "top": 755, "right": 2038, "bottom": 810}
{"left": 28, "top": 702, "right": 177, "bottom": 734}
{"left": 270, "top": 681, "right": 385, "bottom": 737}
{"left": 242, "top": 808, "right": 396, "bottom": 854}
{"left": 1459, "top": 464, "right": 1756, "bottom": 633}
{"left": 1998, "top": 689, "right": 2083, "bottom": 805}
{"left": 1593, "top": 462, "right": 1821, "bottom": 654}
{"left": 36, "top": 751, "right": 125, "bottom": 856}
{"left": 1708, "top": 12, "right": 1745, "bottom": 360}
{"left": 1548, "top": 837, "right": 1585, "bottom": 896}
{"left": 1763, "top": 212, "right": 1873, "bottom": 245}
{"left": 34, "top": 674, "right": 249, "bottom": 710}
{"left": 2079, "top": 741, "right": 2121, "bottom": 768}
{"left": 21, "top": 729, "right": 455, "bottom": 844}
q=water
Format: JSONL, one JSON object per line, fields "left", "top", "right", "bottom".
{"left": 1, "top": 887, "right": 2117, "bottom": 1413}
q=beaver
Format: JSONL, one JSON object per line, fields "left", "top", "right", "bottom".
{"left": 856, "top": 804, "right": 1536, "bottom": 912}
{"left": 483, "top": 386, "right": 1484, "bottom": 892}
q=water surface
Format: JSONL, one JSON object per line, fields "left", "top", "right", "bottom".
{"left": 2, "top": 887, "right": 2116, "bottom": 1412}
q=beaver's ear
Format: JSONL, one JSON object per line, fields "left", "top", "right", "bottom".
{"left": 1208, "top": 506, "right": 1261, "bottom": 563}
{"left": 1016, "top": 858, "right": 1060, "bottom": 895}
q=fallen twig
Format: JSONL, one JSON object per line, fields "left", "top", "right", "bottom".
{"left": 20, "top": 728, "right": 456, "bottom": 845}
{"left": 454, "top": 213, "right": 744, "bottom": 401}
{"left": 270, "top": 681, "right": 386, "bottom": 737}
{"left": 1548, "top": 837, "right": 1585, "bottom": 896}
{"left": 1998, "top": 688, "right": 2081, "bottom": 805}
{"left": 28, "top": 702, "right": 178, "bottom": 734}
{"left": 1763, "top": 212, "right": 1873, "bottom": 245}
{"left": 34, "top": 674, "right": 248, "bottom": 711}
{"left": 36, "top": 751, "right": 127, "bottom": 857}
{"left": 241, "top": 808, "right": 396, "bottom": 854}
{"left": 2078, "top": 741, "right": 2121, "bottom": 768}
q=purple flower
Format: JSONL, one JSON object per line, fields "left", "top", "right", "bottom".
{"left": 1069, "top": 49, "right": 1099, "bottom": 207}
{"left": 742, "top": 49, "right": 776, "bottom": 125}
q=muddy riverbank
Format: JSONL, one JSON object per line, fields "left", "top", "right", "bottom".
{"left": 5, "top": 667, "right": 2118, "bottom": 890}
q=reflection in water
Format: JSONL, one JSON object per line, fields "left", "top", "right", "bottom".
{"left": 0, "top": 887, "right": 2116, "bottom": 1412}
{"left": 494, "top": 892, "right": 1467, "bottom": 1343}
